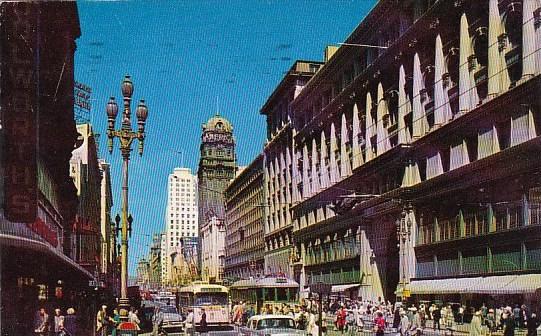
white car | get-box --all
[154,305,184,334]
[239,315,308,336]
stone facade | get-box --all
[70,123,102,274]
[224,154,265,280]
[260,61,324,279]
[198,114,237,283]
[284,0,541,304]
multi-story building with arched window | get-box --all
[262,0,541,305]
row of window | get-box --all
[170,234,197,246]
[169,224,197,230]
[170,205,197,211]
[418,201,541,245]
[417,243,541,278]
[170,213,196,218]
[170,220,197,226]
[170,230,197,237]
[169,207,197,212]
[170,191,196,195]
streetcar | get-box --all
[153,291,176,306]
[230,276,299,314]
[178,282,230,328]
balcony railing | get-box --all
[304,237,359,266]
[308,269,361,285]
[418,203,541,246]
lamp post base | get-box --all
[118,298,131,321]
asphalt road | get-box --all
[139,325,237,336]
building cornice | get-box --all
[260,60,325,115]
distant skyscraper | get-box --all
[162,167,198,284]
[198,113,236,283]
[160,233,167,284]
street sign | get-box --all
[74,81,92,124]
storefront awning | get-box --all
[0,233,94,280]
[408,274,541,295]
[332,284,360,293]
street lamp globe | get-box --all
[136,99,148,125]
[121,75,134,98]
[106,97,119,120]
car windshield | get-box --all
[194,293,228,306]
[160,306,178,314]
[256,318,295,330]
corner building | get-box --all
[0,2,98,334]
[286,0,541,305]
[260,61,324,278]
[224,154,265,280]
[198,114,236,283]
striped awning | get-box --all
[408,274,541,295]
[332,284,360,293]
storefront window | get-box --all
[37,284,48,301]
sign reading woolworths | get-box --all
[2,3,38,222]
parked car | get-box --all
[153,305,184,334]
[239,315,308,335]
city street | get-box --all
[138,325,532,336]
[137,315,535,336]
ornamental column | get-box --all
[459,13,479,114]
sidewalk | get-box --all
[423,320,528,336]
[323,319,531,336]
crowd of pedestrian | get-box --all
[95,304,141,335]
[51,297,536,336]
[422,302,540,336]
[33,306,78,336]
[314,298,540,336]
[228,297,540,336]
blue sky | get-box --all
[75,0,377,275]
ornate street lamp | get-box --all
[106,74,148,317]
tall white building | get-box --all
[162,167,198,285]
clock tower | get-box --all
[197,113,236,282]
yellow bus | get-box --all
[230,277,299,314]
[178,282,230,328]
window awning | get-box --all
[408,274,541,295]
[0,233,94,280]
[0,216,94,280]
[332,284,360,293]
